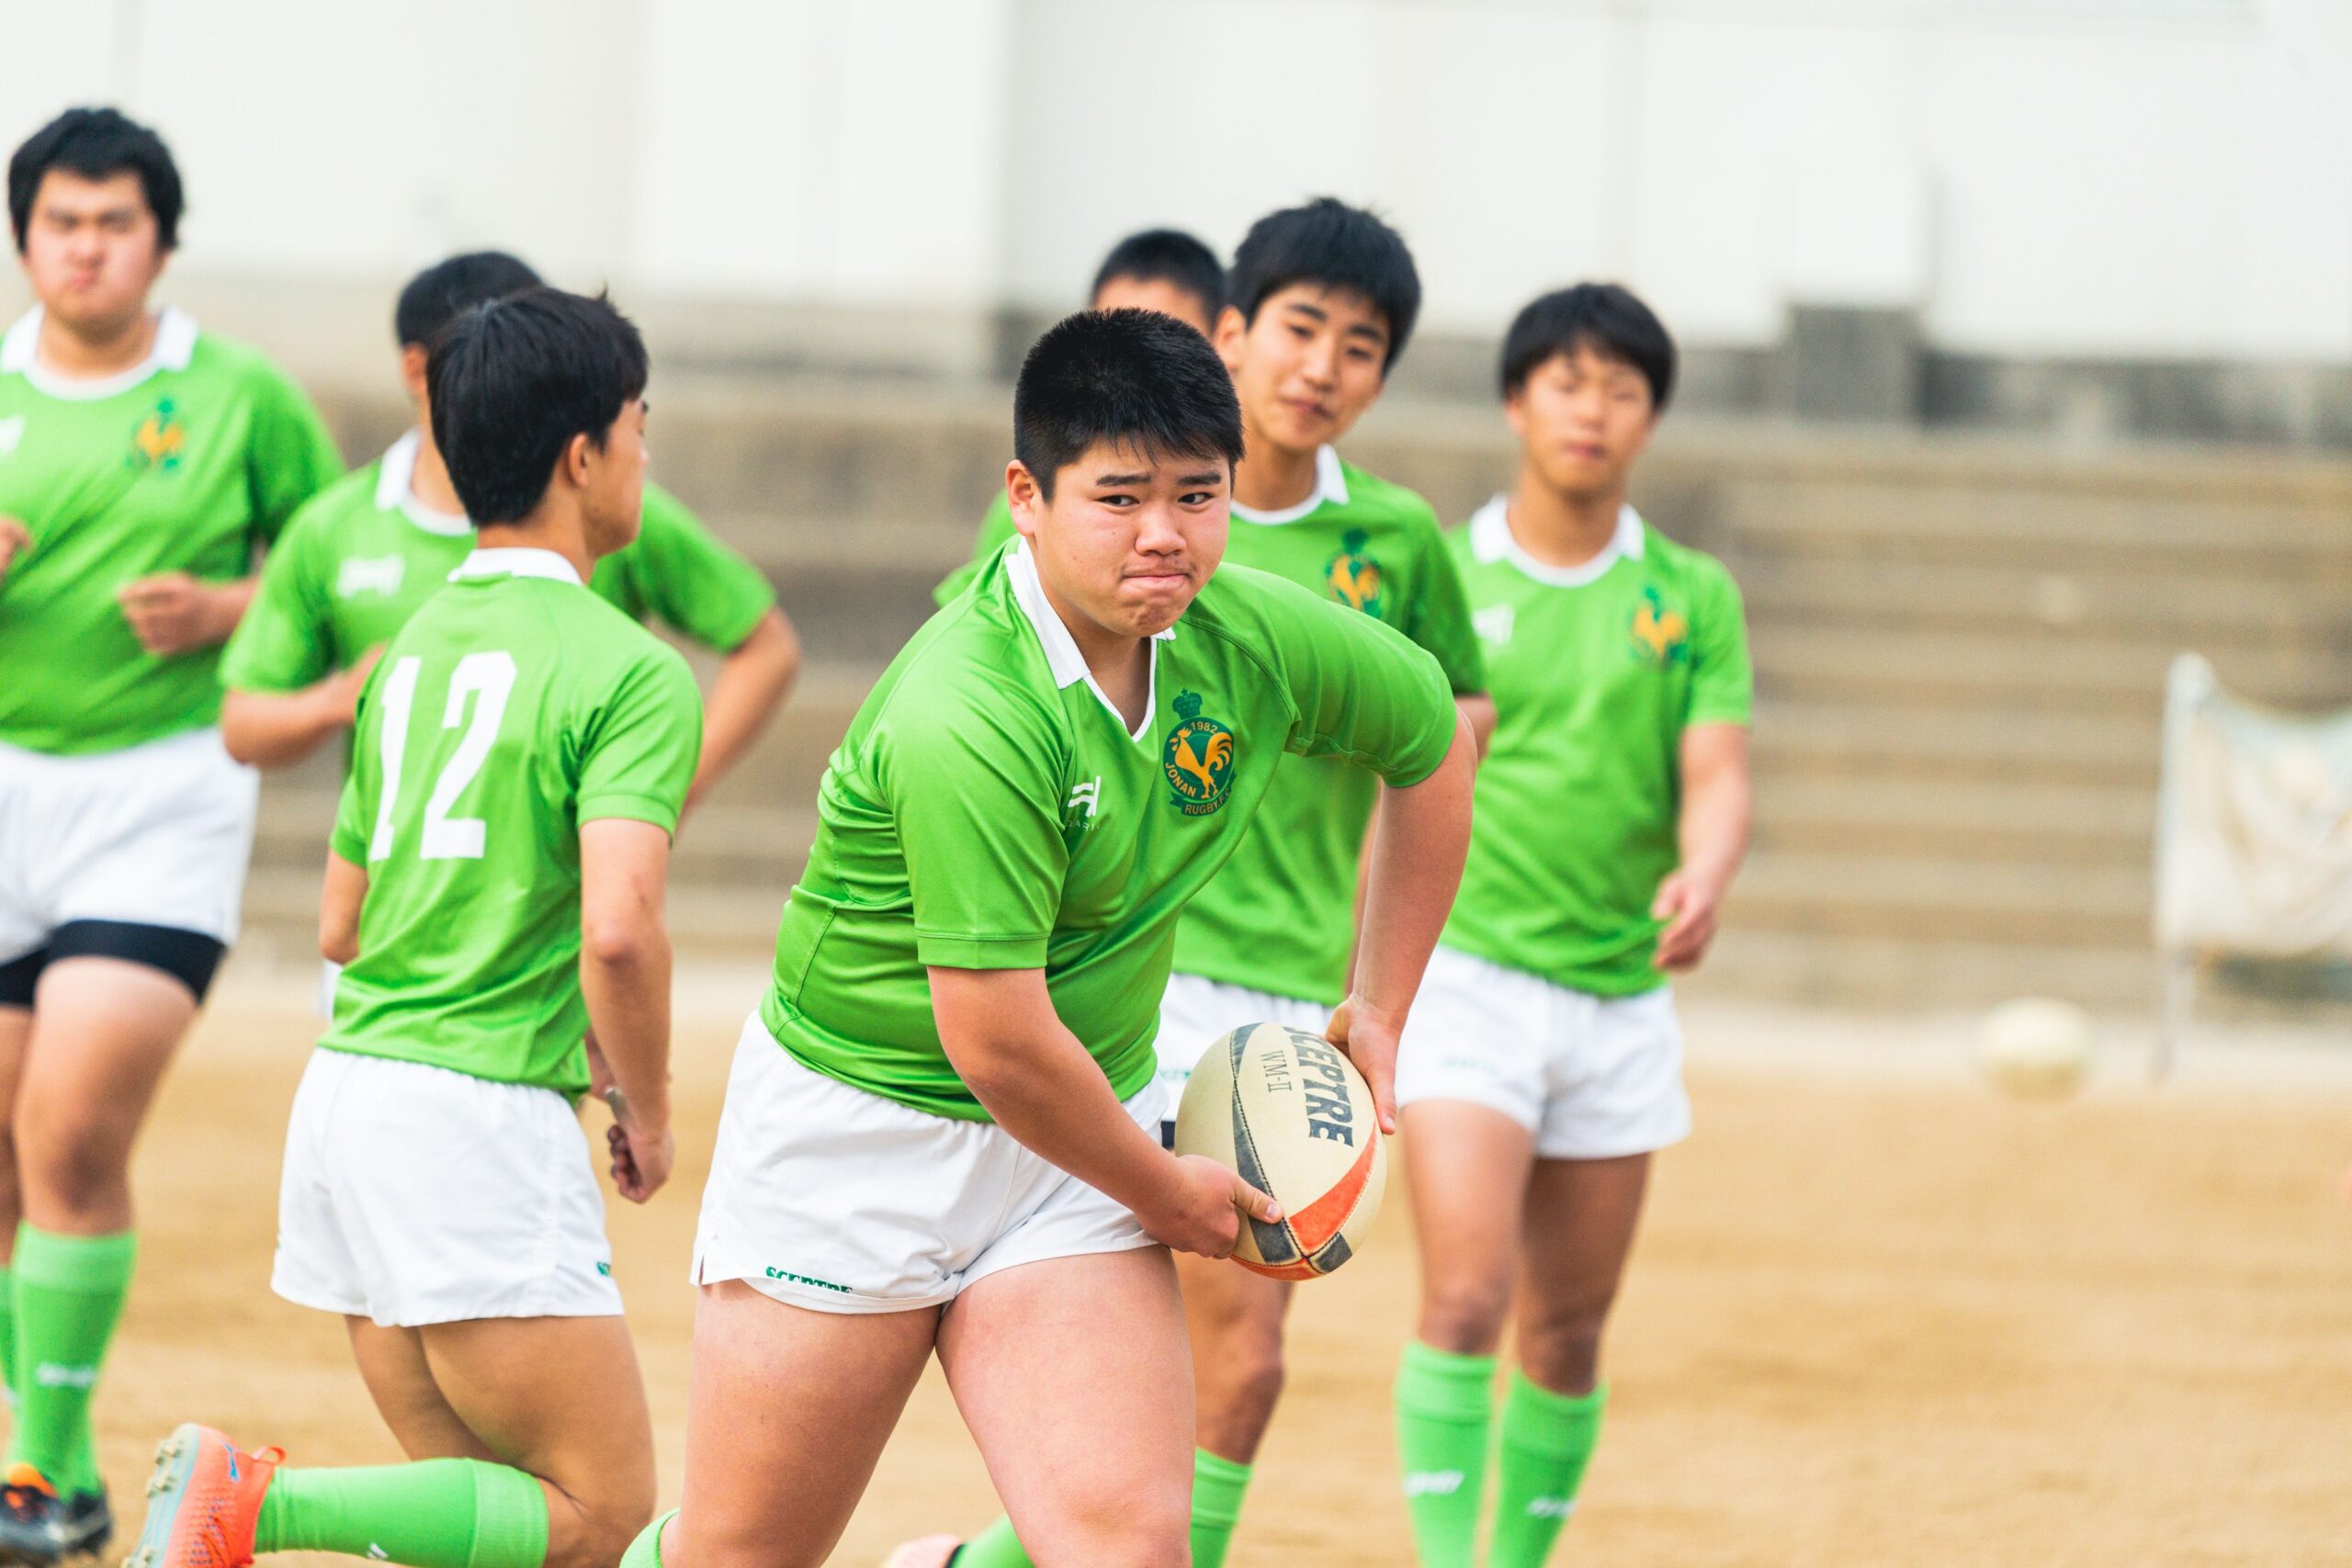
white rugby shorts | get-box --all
[1396,944,1690,1160]
[691,1011,1165,1314]
[273,1048,623,1326]
[0,728,257,961]
[1154,971,1331,1122]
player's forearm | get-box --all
[1456,692,1497,759]
[319,852,367,964]
[1676,756,1752,896]
[201,575,259,647]
[581,928,673,1128]
[686,610,799,812]
[221,685,347,767]
[1350,714,1476,1022]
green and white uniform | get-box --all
[1396,498,1752,1158]
[272,547,701,1327]
[1156,446,1485,1105]
[692,539,1456,1313]
[0,306,340,970]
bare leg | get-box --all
[939,1248,1192,1568]
[345,1319,501,1463]
[1514,1155,1651,1395]
[17,958,197,1235]
[1174,1252,1294,1464]
[665,1281,937,1568]
[1401,1100,1537,1354]
[0,1005,28,1259]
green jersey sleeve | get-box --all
[594,486,775,651]
[1683,561,1754,728]
[1265,577,1457,786]
[220,504,335,692]
[876,671,1069,969]
[243,365,344,542]
[575,647,705,833]
[329,760,368,865]
[1402,525,1487,696]
[932,492,1020,607]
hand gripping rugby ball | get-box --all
[1173,1021,1386,1280]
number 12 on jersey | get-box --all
[368,650,517,863]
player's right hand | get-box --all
[0,516,28,583]
[607,1116,674,1204]
[1140,1154,1282,1259]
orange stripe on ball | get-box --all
[1283,1134,1380,1252]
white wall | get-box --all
[2,0,2345,362]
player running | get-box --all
[934,227,1223,605]
[1391,284,1753,1567]
[127,288,700,1568]
[620,308,1474,1568]
[0,107,340,1562]
[220,250,797,803]
[908,197,1491,1568]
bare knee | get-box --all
[1193,1314,1285,1460]
[1028,1488,1189,1568]
[542,1478,656,1568]
[17,1111,127,1219]
[1419,1270,1514,1357]
[1517,1299,1612,1395]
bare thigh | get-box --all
[1401,1100,1537,1355]
[666,1281,937,1568]
[941,1247,1193,1568]
[1176,1250,1295,1464]
[17,957,197,1232]
[346,1313,655,1568]
[1516,1154,1652,1395]
[0,1006,28,1252]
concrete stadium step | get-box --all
[1680,928,2156,1010]
[1724,850,2150,949]
[1753,700,2160,787]
[1753,776,2154,866]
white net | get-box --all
[2155,653,2352,960]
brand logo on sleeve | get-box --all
[1066,775,1102,826]
[1473,604,1514,647]
[337,555,408,599]
[1628,583,1689,668]
[1325,527,1387,619]
[1162,690,1236,817]
[128,399,185,471]
[0,416,23,457]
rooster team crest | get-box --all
[128,400,186,471]
[1162,690,1236,816]
[1325,528,1386,618]
[1628,583,1689,667]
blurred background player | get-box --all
[635,310,1474,1568]
[0,107,340,1562]
[220,250,797,803]
[909,197,1492,1568]
[933,227,1223,605]
[129,288,700,1568]
[1390,284,1752,1567]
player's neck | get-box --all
[407,424,467,517]
[475,514,594,585]
[1036,574,1153,728]
[1509,471,1625,570]
[1232,423,1320,513]
[36,306,159,381]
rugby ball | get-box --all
[1172,1021,1386,1280]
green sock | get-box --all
[254,1458,549,1568]
[0,1263,16,1405]
[1189,1449,1252,1568]
[954,1515,1032,1567]
[618,1508,673,1568]
[8,1226,135,1494]
[1394,1340,1495,1568]
[1488,1376,1607,1568]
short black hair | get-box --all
[1090,229,1224,321]
[426,288,649,525]
[9,107,184,254]
[1500,283,1677,412]
[396,251,544,348]
[1224,197,1420,372]
[1014,310,1245,502]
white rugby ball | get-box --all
[1976,997,2096,1101]
[1172,1021,1386,1279]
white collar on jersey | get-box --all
[449,547,582,587]
[1230,444,1349,526]
[376,430,472,537]
[0,305,198,400]
[1468,494,1645,588]
[1006,540,1173,743]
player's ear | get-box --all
[1503,388,1530,443]
[1212,305,1249,370]
[1006,460,1045,542]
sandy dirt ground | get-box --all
[78,964,2352,1566]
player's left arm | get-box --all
[688,607,799,814]
[1653,563,1756,972]
[319,851,367,964]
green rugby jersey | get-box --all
[1442,497,1751,996]
[223,430,774,704]
[765,540,1458,1121]
[324,547,702,1094]
[1168,447,1485,1006]
[0,307,341,754]
[933,491,1018,606]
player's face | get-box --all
[1091,276,1216,338]
[1507,344,1657,500]
[579,399,650,558]
[1010,439,1229,640]
[17,171,168,336]
[1214,284,1388,458]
